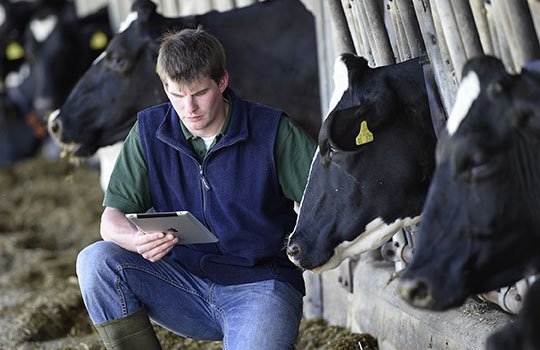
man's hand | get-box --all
[134,229,179,262]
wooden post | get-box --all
[491,0,518,72]
[432,0,467,81]
[431,0,457,91]
[528,0,540,42]
[502,0,540,69]
[326,0,356,54]
[350,0,376,65]
[389,0,412,61]
[395,0,425,58]
[451,0,483,58]
[341,0,363,55]
[362,0,395,65]
[357,0,381,64]
[412,0,456,114]
[485,2,502,59]
[469,0,494,55]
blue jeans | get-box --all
[76,241,303,350]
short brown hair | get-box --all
[157,26,226,86]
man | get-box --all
[76,27,316,350]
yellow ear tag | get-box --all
[355,120,374,146]
[6,42,24,60]
[90,30,108,50]
[156,61,159,74]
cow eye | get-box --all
[328,145,338,157]
[461,152,494,181]
[105,53,129,73]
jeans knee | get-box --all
[76,241,121,286]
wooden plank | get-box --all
[363,0,395,65]
[491,0,518,72]
[432,0,467,81]
[326,0,356,53]
[350,0,376,65]
[469,0,494,55]
[528,0,540,42]
[502,0,540,69]
[451,0,483,58]
[388,0,410,61]
[395,0,425,58]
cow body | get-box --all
[286,53,436,272]
[48,0,321,160]
[398,55,540,310]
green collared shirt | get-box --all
[104,100,317,213]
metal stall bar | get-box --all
[326,0,356,54]
[452,0,483,59]
[502,0,540,70]
[491,0,518,72]
[394,0,425,58]
[528,0,540,41]
[388,0,411,62]
[350,0,376,66]
[432,0,467,81]
[362,0,395,66]
[469,0,494,55]
[412,0,455,121]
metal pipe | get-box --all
[326,0,356,54]
[469,0,494,55]
[432,0,467,81]
[451,0,483,59]
[395,0,425,58]
[362,0,395,65]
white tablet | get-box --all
[125,211,219,245]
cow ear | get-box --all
[131,0,157,21]
[326,103,373,151]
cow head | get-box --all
[286,53,436,272]
[399,55,540,310]
[48,0,169,157]
[24,2,110,119]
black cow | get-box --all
[398,56,540,310]
[486,279,540,350]
[47,0,320,160]
[24,2,111,118]
[286,53,436,272]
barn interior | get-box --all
[1,0,539,349]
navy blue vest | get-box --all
[137,88,304,294]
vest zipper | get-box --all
[199,164,221,254]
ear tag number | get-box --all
[6,42,24,60]
[355,120,374,145]
[90,30,108,50]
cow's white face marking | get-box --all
[327,56,349,117]
[447,71,480,135]
[118,11,138,33]
[0,5,6,27]
[311,216,421,273]
[30,14,58,43]
[93,51,106,65]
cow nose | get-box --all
[397,278,433,308]
[287,243,301,263]
[48,115,62,139]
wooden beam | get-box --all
[362,0,395,65]
[326,0,356,54]
[451,0,483,58]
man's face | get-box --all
[163,73,228,137]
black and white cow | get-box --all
[0,0,39,82]
[398,55,540,310]
[286,53,436,272]
[47,0,320,164]
[24,2,111,118]
[486,279,540,350]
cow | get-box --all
[0,0,39,82]
[47,0,321,179]
[0,65,44,165]
[24,1,111,118]
[286,53,437,272]
[486,279,540,350]
[398,55,540,311]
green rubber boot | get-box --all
[94,306,162,350]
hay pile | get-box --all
[0,153,378,350]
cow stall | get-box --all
[300,1,540,349]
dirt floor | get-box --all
[0,151,378,350]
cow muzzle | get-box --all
[397,277,434,309]
[286,243,301,266]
